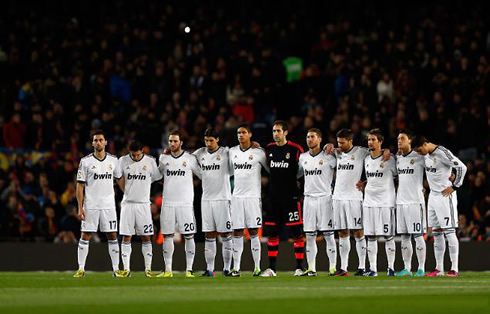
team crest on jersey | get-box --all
[77,171,82,179]
[249,155,253,160]
[319,160,324,165]
[217,155,221,161]
[91,166,96,169]
[410,159,415,165]
[234,155,238,159]
[380,162,384,168]
[351,155,355,160]
[182,161,187,167]
[126,166,130,170]
[143,165,147,171]
[286,152,290,159]
[108,164,113,170]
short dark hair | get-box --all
[169,129,181,140]
[128,140,143,151]
[398,129,414,140]
[367,128,384,142]
[412,135,428,148]
[92,129,105,138]
[307,128,322,138]
[273,120,288,131]
[237,123,251,132]
[336,128,353,140]
[204,128,219,139]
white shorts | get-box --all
[332,199,363,230]
[120,203,154,236]
[202,200,232,233]
[81,208,117,233]
[363,206,395,236]
[230,197,262,229]
[160,205,196,235]
[428,192,458,229]
[396,203,427,234]
[303,195,334,232]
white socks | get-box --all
[77,239,89,271]
[355,236,366,270]
[163,236,174,272]
[222,236,233,271]
[401,235,412,271]
[385,236,395,270]
[324,231,337,270]
[250,234,261,270]
[141,241,153,271]
[433,232,445,272]
[205,237,217,272]
[414,235,426,271]
[445,230,459,272]
[184,236,196,272]
[121,241,132,271]
[108,239,120,272]
[306,232,318,272]
[367,237,378,272]
[339,236,350,271]
[232,235,244,271]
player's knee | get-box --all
[384,236,394,242]
[220,232,232,239]
[323,231,334,237]
[163,234,174,238]
[306,231,317,238]
[81,232,92,241]
[353,230,363,238]
[206,232,218,239]
[233,229,244,236]
[443,228,456,236]
[184,234,194,240]
[249,228,259,236]
[106,232,118,240]
[401,234,411,241]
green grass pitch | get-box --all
[0,272,488,314]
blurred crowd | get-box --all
[0,0,488,242]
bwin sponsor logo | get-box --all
[234,163,252,170]
[202,163,220,171]
[338,163,354,170]
[425,167,437,173]
[366,170,383,178]
[94,173,112,180]
[127,173,147,180]
[270,160,289,168]
[398,167,414,175]
[305,168,322,176]
[166,169,186,176]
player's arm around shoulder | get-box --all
[256,147,270,172]
[189,153,202,179]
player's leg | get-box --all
[303,196,318,275]
[179,206,197,277]
[351,201,366,275]
[414,234,426,276]
[119,204,136,275]
[321,195,337,275]
[75,231,92,277]
[202,200,217,276]
[287,199,305,275]
[333,200,351,276]
[135,204,155,276]
[101,208,120,276]
[445,194,459,276]
[230,197,246,276]
[396,204,412,276]
[204,232,217,276]
[158,205,176,277]
[75,208,98,277]
[217,201,233,275]
[365,236,378,276]
[249,228,261,275]
[246,198,262,275]
[427,193,446,276]
[382,207,396,276]
[264,199,280,274]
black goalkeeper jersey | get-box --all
[266,141,304,200]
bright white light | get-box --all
[184,26,190,33]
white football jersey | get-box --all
[115,154,162,204]
[229,146,267,198]
[332,146,369,201]
[77,153,118,210]
[158,151,201,206]
[424,146,467,193]
[193,146,232,201]
[298,151,336,197]
[396,150,425,205]
[363,154,397,207]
